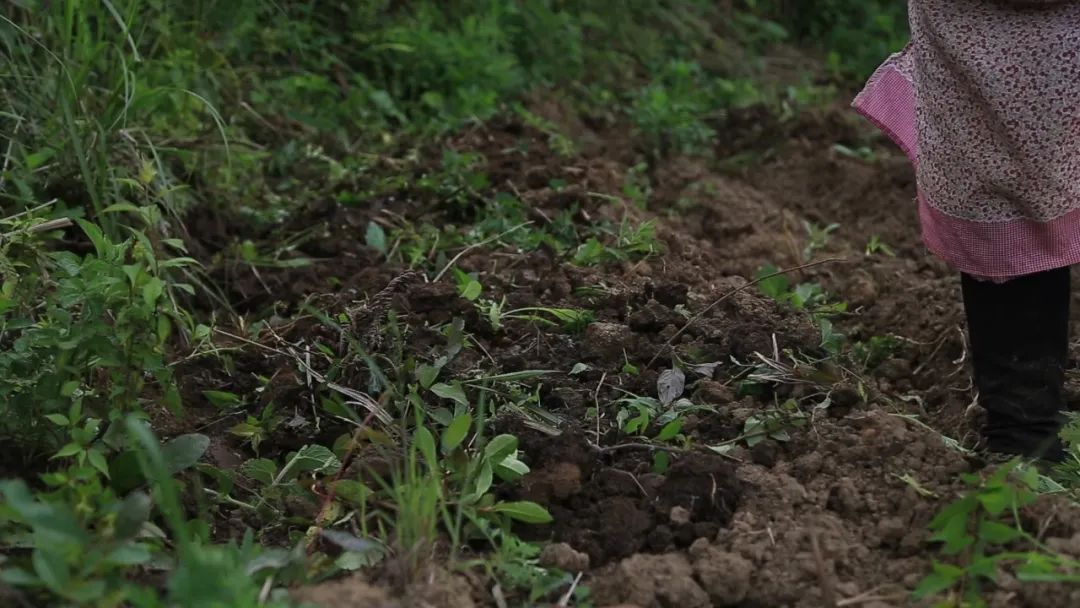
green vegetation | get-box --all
[5,0,1080,607]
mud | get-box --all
[184,95,1080,607]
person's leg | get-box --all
[961,267,1070,460]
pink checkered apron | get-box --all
[853,0,1080,281]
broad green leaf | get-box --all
[0,481,87,547]
[240,458,277,485]
[288,445,342,476]
[109,451,145,494]
[495,455,530,479]
[52,443,82,459]
[0,567,39,586]
[417,364,441,389]
[45,414,70,427]
[115,492,151,540]
[32,548,70,592]
[431,382,469,407]
[143,277,164,307]
[978,520,1022,544]
[442,413,473,452]
[87,449,110,478]
[484,435,518,463]
[76,219,110,258]
[656,419,683,442]
[60,381,81,397]
[912,562,963,599]
[365,222,387,254]
[491,501,554,524]
[161,434,210,475]
[105,544,153,566]
[930,512,974,555]
[976,487,1012,517]
[460,280,482,301]
[333,480,371,507]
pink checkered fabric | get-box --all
[853,2,1080,282]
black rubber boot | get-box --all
[962,268,1071,462]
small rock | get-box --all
[539,542,590,572]
[669,506,692,525]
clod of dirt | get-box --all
[628,301,683,333]
[583,322,640,362]
[688,539,753,606]
[402,567,477,608]
[539,542,590,572]
[519,462,583,503]
[692,379,734,404]
[291,575,397,608]
[657,454,739,524]
[591,553,710,608]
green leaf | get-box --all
[115,492,151,540]
[495,455,530,480]
[53,443,82,459]
[431,382,469,407]
[460,280,482,301]
[976,487,1012,517]
[77,219,110,258]
[32,548,70,592]
[484,435,519,463]
[930,511,974,555]
[417,364,441,389]
[442,413,473,452]
[143,277,165,307]
[240,458,277,485]
[109,451,145,494]
[653,451,671,473]
[333,480,371,507]
[656,419,683,442]
[471,462,494,500]
[491,501,554,524]
[569,362,590,375]
[0,566,39,586]
[105,544,153,566]
[161,434,210,475]
[365,222,387,254]
[288,445,342,476]
[87,449,110,478]
[912,562,963,599]
[413,427,438,467]
[978,520,1022,544]
[203,390,243,408]
[45,414,70,427]
[60,381,81,397]
[0,481,87,547]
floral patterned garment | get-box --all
[853,0,1080,280]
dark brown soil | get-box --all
[176,97,1080,607]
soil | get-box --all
[173,96,1080,607]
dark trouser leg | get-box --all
[961,267,1070,460]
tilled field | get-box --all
[177,102,1080,608]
